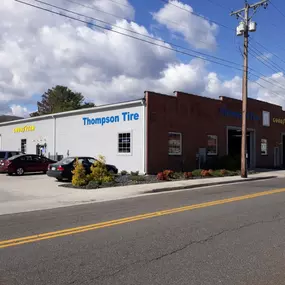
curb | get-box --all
[144,175,278,194]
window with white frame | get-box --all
[207,135,218,155]
[262,111,270,127]
[168,132,182,155]
[21,139,27,154]
[118,133,131,153]
[261,139,268,155]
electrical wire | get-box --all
[158,0,234,31]
[269,0,285,20]
[15,0,285,96]
[252,39,285,66]
[249,45,285,75]
[26,0,245,70]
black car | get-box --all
[47,156,118,181]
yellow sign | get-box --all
[273,118,285,125]
[13,125,36,133]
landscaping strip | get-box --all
[144,175,277,194]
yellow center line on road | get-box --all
[1,187,285,249]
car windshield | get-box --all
[60,157,75,165]
[8,154,23,161]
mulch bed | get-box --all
[58,172,252,190]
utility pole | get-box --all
[230,0,268,178]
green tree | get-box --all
[30,85,95,117]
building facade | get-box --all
[0,91,285,174]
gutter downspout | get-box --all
[142,96,147,174]
[52,115,56,159]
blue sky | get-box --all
[2,0,285,116]
[131,0,285,80]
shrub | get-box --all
[130,171,139,176]
[88,155,114,185]
[72,158,88,186]
[163,170,174,179]
[157,172,167,181]
[120,170,128,176]
[201,170,211,177]
[208,169,214,176]
[192,169,202,177]
[172,172,183,179]
[184,172,193,179]
[220,169,228,176]
[212,170,223,177]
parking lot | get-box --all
[0,173,145,216]
[0,174,103,215]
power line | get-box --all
[204,0,231,11]
[249,45,285,75]
[269,0,285,19]
[158,0,234,31]
[252,39,285,66]
[24,0,245,70]
[15,0,285,94]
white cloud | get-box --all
[0,0,285,117]
[10,105,30,118]
[152,0,218,51]
[256,52,273,61]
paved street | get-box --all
[1,178,285,284]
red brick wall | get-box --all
[146,91,285,174]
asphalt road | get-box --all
[1,178,285,285]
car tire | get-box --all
[7,172,13,176]
[16,168,24,176]
[56,178,63,182]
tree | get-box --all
[30,85,95,117]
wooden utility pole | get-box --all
[230,0,268,178]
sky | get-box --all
[1,0,285,117]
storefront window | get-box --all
[118,133,131,153]
[261,139,268,155]
[168,132,182,155]
[207,135,218,155]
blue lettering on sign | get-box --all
[83,112,140,126]
[219,108,260,121]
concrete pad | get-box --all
[0,171,284,216]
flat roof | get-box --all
[0,98,145,127]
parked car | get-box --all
[0,151,21,173]
[4,154,56,176]
[47,156,118,181]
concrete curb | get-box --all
[144,175,278,194]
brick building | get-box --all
[1,90,284,174]
[146,91,285,174]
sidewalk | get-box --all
[0,170,284,215]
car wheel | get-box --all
[16,168,24,176]
[56,178,63,182]
[7,172,13,176]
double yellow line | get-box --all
[1,188,285,249]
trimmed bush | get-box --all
[72,158,88,186]
[192,169,202,177]
[157,172,167,181]
[120,170,128,176]
[163,170,174,179]
[130,171,139,176]
[184,172,193,179]
[88,155,114,185]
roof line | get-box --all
[0,98,144,126]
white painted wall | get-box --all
[0,101,145,173]
[56,105,144,173]
[0,119,54,155]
